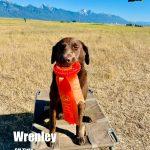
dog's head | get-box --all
[51,37,89,67]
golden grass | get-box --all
[0,18,150,149]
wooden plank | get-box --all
[86,121,114,148]
[85,98,105,122]
[32,89,118,149]
[35,89,96,101]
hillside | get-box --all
[0,0,128,24]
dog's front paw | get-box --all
[46,141,55,148]
[76,136,86,145]
[50,141,55,148]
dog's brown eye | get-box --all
[72,44,79,50]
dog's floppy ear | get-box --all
[51,45,57,64]
[81,42,90,65]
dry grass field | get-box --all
[0,18,150,149]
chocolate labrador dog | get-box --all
[49,37,90,145]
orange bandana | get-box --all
[53,62,84,125]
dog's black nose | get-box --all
[65,58,71,63]
[64,54,72,63]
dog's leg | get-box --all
[49,76,58,147]
[50,100,56,133]
[56,100,63,120]
[45,100,56,148]
[49,74,58,133]
[76,101,86,145]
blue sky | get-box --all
[11,0,150,22]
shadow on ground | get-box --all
[0,113,33,150]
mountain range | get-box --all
[0,0,149,25]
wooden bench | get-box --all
[31,89,119,150]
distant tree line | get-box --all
[126,23,143,27]
[60,20,77,23]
